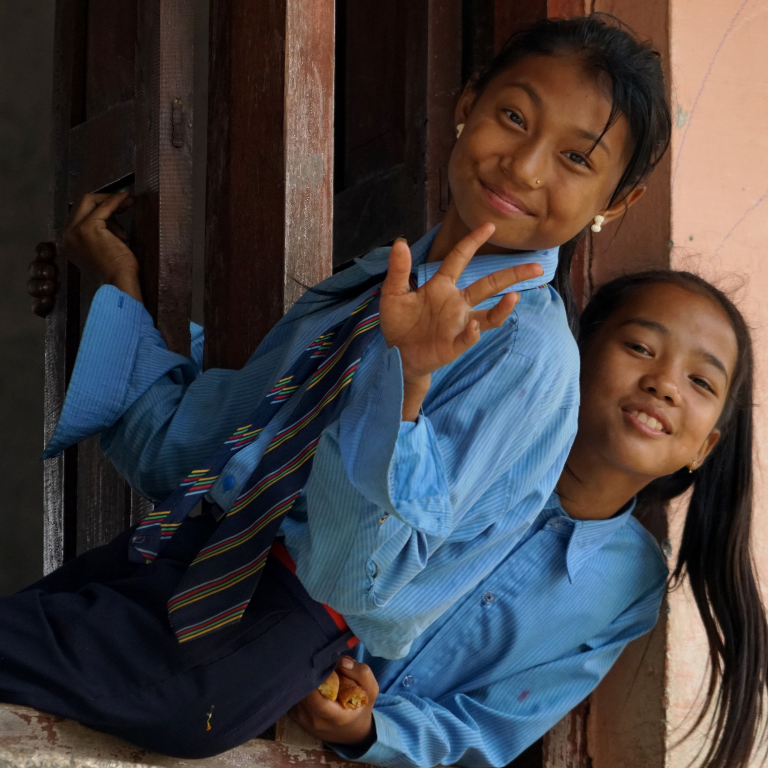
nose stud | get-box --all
[535,179,541,185]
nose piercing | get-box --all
[456,123,465,139]
[591,214,605,233]
[536,179,541,185]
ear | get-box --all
[454,76,479,129]
[692,428,721,469]
[600,185,646,226]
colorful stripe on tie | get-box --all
[190,492,300,565]
[227,438,320,516]
[174,600,252,643]
[265,362,359,454]
[168,549,270,615]
[224,424,263,450]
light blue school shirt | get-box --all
[336,494,668,768]
[44,227,580,660]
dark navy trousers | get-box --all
[0,516,352,758]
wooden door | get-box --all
[44,0,194,571]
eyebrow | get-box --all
[620,317,729,383]
[505,82,610,156]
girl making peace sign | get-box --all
[4,14,671,758]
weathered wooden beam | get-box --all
[0,703,365,768]
[67,99,136,203]
[134,0,194,358]
[205,0,335,370]
[44,0,87,573]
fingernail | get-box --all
[394,237,407,245]
[341,657,354,670]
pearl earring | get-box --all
[688,462,697,473]
[591,214,605,233]
[456,123,465,139]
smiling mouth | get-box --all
[480,181,533,217]
[624,408,670,436]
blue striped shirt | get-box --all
[44,226,580,660]
[337,495,668,767]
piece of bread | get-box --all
[337,674,369,710]
[318,670,340,701]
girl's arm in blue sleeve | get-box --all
[332,584,665,768]
[43,286,278,501]
[297,325,579,617]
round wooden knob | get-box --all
[28,242,59,317]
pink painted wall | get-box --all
[667,0,768,765]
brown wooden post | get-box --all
[44,0,194,567]
[45,0,87,572]
[204,0,335,371]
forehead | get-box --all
[605,283,738,376]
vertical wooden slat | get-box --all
[44,0,87,573]
[135,0,194,357]
[283,0,335,308]
[542,700,590,768]
[425,0,463,229]
[204,0,334,369]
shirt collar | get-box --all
[355,224,560,294]
[542,492,638,583]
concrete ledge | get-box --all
[0,704,361,768]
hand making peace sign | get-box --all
[380,223,543,385]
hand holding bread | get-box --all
[318,669,369,709]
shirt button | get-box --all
[402,675,415,688]
[222,476,235,491]
[482,591,495,604]
[378,513,389,525]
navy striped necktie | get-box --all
[129,289,382,643]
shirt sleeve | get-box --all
[332,582,666,768]
[42,286,276,501]
[295,322,578,623]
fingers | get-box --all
[89,190,133,222]
[435,223,495,284]
[69,191,133,229]
[470,292,519,332]
[337,657,380,700]
[462,261,542,308]
[381,238,413,298]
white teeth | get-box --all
[630,410,665,432]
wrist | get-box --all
[106,268,143,304]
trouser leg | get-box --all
[0,518,349,758]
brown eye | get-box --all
[564,151,588,167]
[504,110,525,129]
[626,342,651,356]
[691,376,714,393]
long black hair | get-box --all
[579,270,765,768]
[474,14,672,333]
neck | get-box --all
[556,440,651,520]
